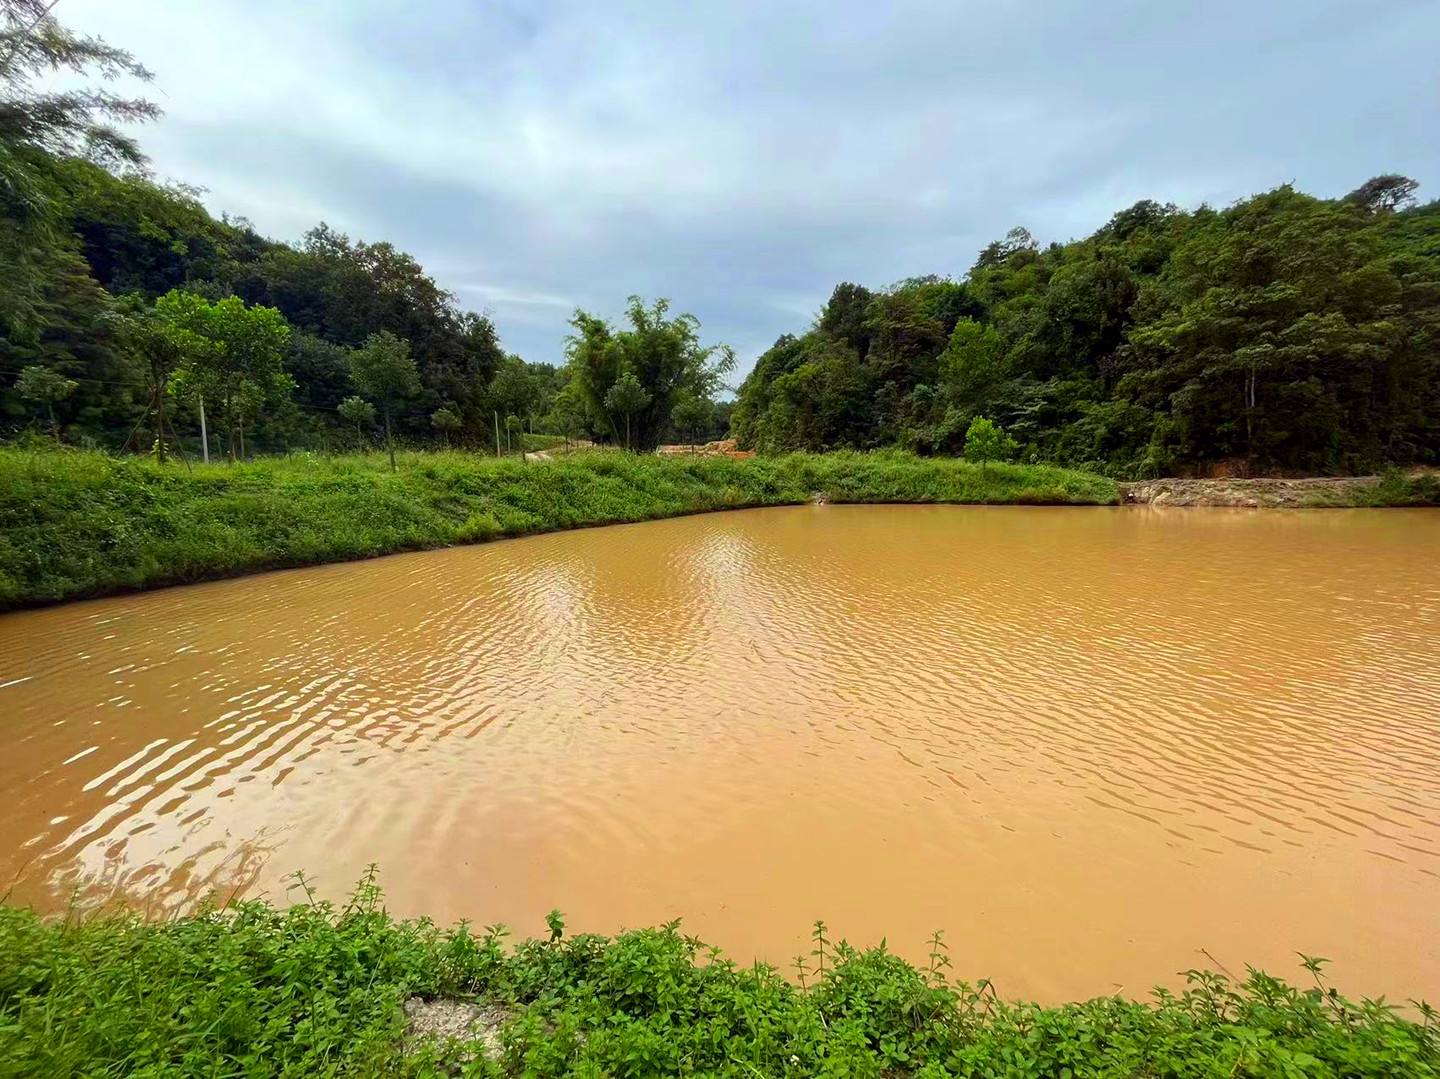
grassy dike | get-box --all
[0,447,1118,609]
[1,883,1434,1078]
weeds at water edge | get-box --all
[0,872,1435,1077]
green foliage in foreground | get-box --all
[0,879,1434,1078]
[0,447,1117,608]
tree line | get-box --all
[10,0,1434,475]
[734,178,1440,475]
[0,1,732,459]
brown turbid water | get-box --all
[2,505,1437,1002]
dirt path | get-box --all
[1120,476,1381,507]
[524,439,593,463]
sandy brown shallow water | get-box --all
[2,505,1438,1003]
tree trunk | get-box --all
[155,384,167,465]
[385,405,395,472]
[160,409,190,473]
[47,401,57,441]
[494,411,501,458]
[1245,368,1257,455]
[625,413,631,452]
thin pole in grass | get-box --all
[494,410,502,458]
[198,395,209,464]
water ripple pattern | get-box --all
[1,505,1437,1002]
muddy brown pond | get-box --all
[3,505,1438,1002]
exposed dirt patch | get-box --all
[657,439,755,458]
[403,996,513,1062]
[1120,476,1380,508]
[525,439,594,462]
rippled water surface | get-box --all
[3,505,1439,1001]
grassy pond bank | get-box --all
[0,447,1117,609]
[6,446,1438,611]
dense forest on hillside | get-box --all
[734,183,1440,476]
[4,2,1437,474]
[0,2,731,457]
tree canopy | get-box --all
[0,0,159,339]
[733,180,1440,475]
[350,330,420,469]
[566,296,733,452]
[0,0,553,457]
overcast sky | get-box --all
[64,0,1440,377]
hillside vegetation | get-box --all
[0,6,733,460]
[3,4,1437,478]
[733,181,1440,477]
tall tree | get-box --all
[487,354,545,431]
[938,319,1006,411]
[818,283,874,359]
[350,330,419,470]
[109,290,211,463]
[603,369,651,451]
[566,297,733,451]
[545,378,592,448]
[1345,175,1420,215]
[172,295,291,461]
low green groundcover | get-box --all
[0,872,1434,1077]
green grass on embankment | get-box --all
[0,447,1117,609]
[0,882,1433,1077]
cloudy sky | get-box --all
[64,0,1440,377]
